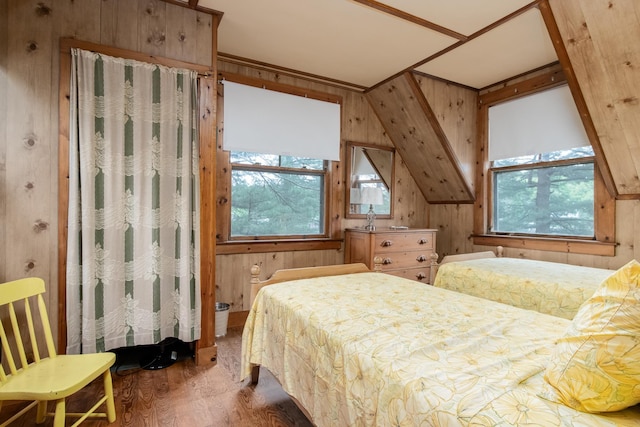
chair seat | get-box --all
[0,353,115,401]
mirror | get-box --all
[346,142,395,219]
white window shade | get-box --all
[488,85,589,161]
[352,148,376,176]
[222,81,341,161]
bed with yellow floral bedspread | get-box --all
[241,271,639,426]
[433,257,614,319]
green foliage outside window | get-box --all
[492,147,595,237]
[230,152,326,237]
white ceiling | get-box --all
[197,0,558,90]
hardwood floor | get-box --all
[0,326,314,427]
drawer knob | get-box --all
[416,272,427,280]
[382,257,393,265]
[416,255,427,262]
[380,240,393,247]
[418,238,429,245]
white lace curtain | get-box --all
[67,48,201,354]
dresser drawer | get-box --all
[377,250,432,270]
[374,232,434,253]
[344,228,437,284]
[386,267,430,283]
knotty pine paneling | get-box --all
[549,0,640,196]
[195,12,214,67]
[367,73,474,203]
[6,0,56,300]
[413,76,477,261]
[100,0,140,51]
[430,204,474,261]
[2,0,213,345]
[0,0,7,281]
[413,75,477,191]
[138,0,168,58]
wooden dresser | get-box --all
[344,228,437,283]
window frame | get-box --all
[215,73,343,254]
[228,158,330,241]
[488,155,596,239]
[474,72,616,256]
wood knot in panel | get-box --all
[35,2,52,17]
[26,41,39,53]
[147,30,166,46]
[145,1,158,16]
[25,260,36,271]
[33,220,49,233]
[23,134,37,148]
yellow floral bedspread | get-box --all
[241,272,639,426]
[433,258,614,319]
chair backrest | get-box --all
[0,278,57,384]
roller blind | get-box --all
[222,81,341,161]
[352,148,376,176]
[488,85,589,161]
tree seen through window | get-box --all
[230,151,326,237]
[492,147,595,237]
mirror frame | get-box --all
[345,141,395,219]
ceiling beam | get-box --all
[413,0,544,72]
[352,0,467,41]
[218,52,368,92]
[367,0,543,92]
[159,0,223,17]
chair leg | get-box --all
[53,399,65,427]
[103,369,116,423]
[36,401,47,423]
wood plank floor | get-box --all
[0,326,314,427]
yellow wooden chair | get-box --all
[0,278,116,426]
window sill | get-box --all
[472,234,616,257]
[216,238,343,255]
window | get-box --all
[490,147,595,237]
[230,152,327,238]
[475,73,615,255]
[217,75,343,247]
[486,83,600,240]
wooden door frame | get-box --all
[58,36,218,365]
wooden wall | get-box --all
[471,199,639,270]
[0,0,7,284]
[0,0,213,342]
[549,0,640,197]
[4,0,639,327]
[428,61,640,270]
[416,75,477,260]
[214,60,434,313]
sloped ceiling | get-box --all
[548,0,640,197]
[197,0,557,90]
[366,73,475,203]
[177,0,640,200]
